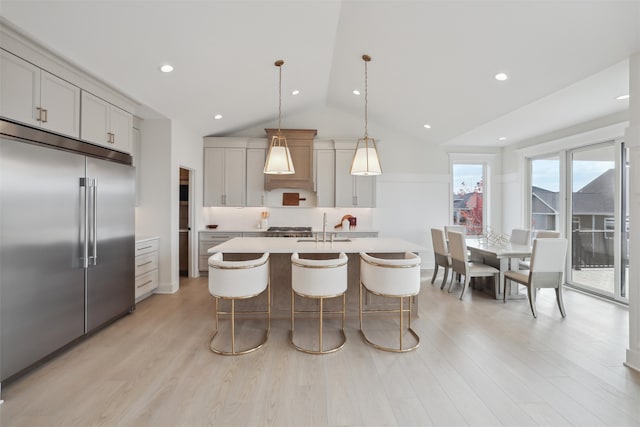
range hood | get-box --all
[264,128,316,191]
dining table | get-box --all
[465,238,532,299]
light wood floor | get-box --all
[2,272,639,427]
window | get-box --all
[529,156,560,232]
[452,163,485,236]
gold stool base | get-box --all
[359,327,419,353]
[210,328,270,356]
[359,283,420,353]
[209,285,271,356]
[290,290,347,354]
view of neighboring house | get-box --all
[452,179,484,235]
[532,168,622,268]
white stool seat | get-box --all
[292,254,348,297]
[359,252,421,352]
[208,252,270,355]
[291,252,348,354]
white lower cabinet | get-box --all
[135,237,159,301]
[199,232,242,273]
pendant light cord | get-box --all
[363,55,370,139]
[277,60,283,138]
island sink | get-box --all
[296,238,352,243]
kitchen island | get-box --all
[207,236,424,254]
[207,237,425,318]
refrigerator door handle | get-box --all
[80,177,89,268]
[93,180,98,265]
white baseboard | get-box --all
[625,348,640,373]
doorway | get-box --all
[179,167,191,277]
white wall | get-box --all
[135,119,174,292]
[172,121,206,280]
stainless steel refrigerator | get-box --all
[0,119,135,382]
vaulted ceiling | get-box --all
[2,1,638,147]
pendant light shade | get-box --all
[264,137,295,174]
[264,60,295,175]
[350,138,382,175]
[350,54,382,176]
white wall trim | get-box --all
[516,122,627,158]
[625,350,640,373]
[156,281,179,294]
[377,173,449,184]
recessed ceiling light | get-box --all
[423,124,431,129]
[494,72,508,81]
[214,114,222,120]
[160,64,174,73]
[616,94,630,100]
[291,90,300,95]
[353,89,361,95]
[498,136,507,141]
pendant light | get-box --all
[350,54,382,176]
[264,60,295,175]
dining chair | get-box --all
[430,228,451,290]
[534,230,560,238]
[509,228,531,245]
[447,231,499,300]
[504,238,568,318]
[519,230,560,269]
[444,225,465,240]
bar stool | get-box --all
[290,252,348,354]
[359,252,421,352]
[208,252,270,355]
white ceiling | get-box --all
[1,1,638,147]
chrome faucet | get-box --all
[322,212,327,242]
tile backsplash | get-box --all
[203,206,374,231]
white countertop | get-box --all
[200,228,378,234]
[206,237,424,254]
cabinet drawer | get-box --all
[199,232,241,242]
[200,242,223,255]
[135,269,158,299]
[135,239,158,256]
[135,252,158,276]
[199,255,210,272]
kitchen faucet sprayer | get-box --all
[322,212,327,242]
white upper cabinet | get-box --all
[81,91,132,153]
[1,50,80,137]
[246,147,266,206]
[315,149,335,207]
[203,147,246,207]
[335,149,376,208]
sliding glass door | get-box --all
[569,143,616,297]
[527,141,628,303]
